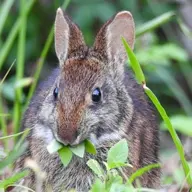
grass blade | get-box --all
[144,86,192,185]
[0,60,15,150]
[123,39,192,185]
[128,164,160,184]
[122,38,145,84]
[0,95,8,150]
[0,0,36,70]
[0,170,29,189]
[0,60,15,87]
[136,11,175,37]
[0,128,30,140]
[0,0,15,37]
[13,0,28,134]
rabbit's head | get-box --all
[38,8,135,146]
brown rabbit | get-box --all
[15,8,160,191]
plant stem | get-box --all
[13,0,27,134]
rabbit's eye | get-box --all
[53,87,59,99]
[92,88,101,103]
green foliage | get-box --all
[128,164,160,184]
[85,139,97,155]
[47,139,63,154]
[47,139,96,166]
[122,39,192,185]
[0,170,29,189]
[107,139,129,169]
[136,11,175,37]
[1,0,192,191]
[136,43,188,66]
[88,139,158,192]
[87,159,104,179]
[122,38,145,84]
[0,0,15,37]
[58,147,73,167]
[70,142,85,158]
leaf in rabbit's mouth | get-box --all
[47,139,96,167]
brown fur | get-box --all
[14,8,160,191]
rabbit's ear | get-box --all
[55,8,86,65]
[93,11,135,65]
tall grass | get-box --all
[13,0,28,134]
[122,38,192,186]
[0,0,36,70]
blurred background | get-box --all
[0,0,192,189]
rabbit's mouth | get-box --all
[54,131,88,146]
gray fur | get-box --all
[14,9,160,192]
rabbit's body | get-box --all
[16,9,160,191]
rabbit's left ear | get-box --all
[55,8,86,65]
[93,11,135,65]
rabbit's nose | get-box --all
[58,129,78,145]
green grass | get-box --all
[122,37,192,186]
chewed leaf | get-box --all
[85,140,96,155]
[70,142,85,158]
[47,139,63,154]
[58,146,73,167]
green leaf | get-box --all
[47,139,63,154]
[107,139,128,169]
[58,146,73,167]
[122,38,145,84]
[70,142,85,158]
[161,115,192,136]
[90,179,105,192]
[0,170,29,188]
[87,159,104,178]
[128,163,160,184]
[85,140,97,155]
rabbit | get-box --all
[15,8,160,192]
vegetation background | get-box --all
[0,0,192,191]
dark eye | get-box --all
[92,88,101,103]
[53,87,59,99]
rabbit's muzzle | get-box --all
[57,102,85,145]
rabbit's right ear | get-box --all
[55,8,86,65]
